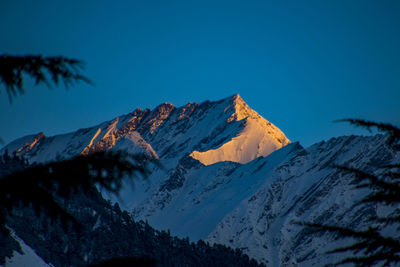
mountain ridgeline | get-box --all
[5,94,289,165]
[2,94,399,266]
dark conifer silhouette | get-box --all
[0,54,92,102]
[4,176,264,266]
[0,54,92,144]
[0,151,150,237]
[90,257,157,267]
[298,119,400,266]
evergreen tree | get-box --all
[0,151,150,236]
[4,176,264,266]
[0,54,92,102]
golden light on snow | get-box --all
[190,95,290,165]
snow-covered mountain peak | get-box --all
[4,132,45,157]
[5,95,398,267]
[225,93,260,122]
[190,95,290,165]
[2,94,290,166]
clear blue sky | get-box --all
[1,0,399,147]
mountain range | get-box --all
[2,94,399,266]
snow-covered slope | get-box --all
[3,94,398,266]
[131,143,301,241]
[207,135,400,266]
[5,231,51,267]
[112,132,158,159]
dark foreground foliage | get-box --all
[90,257,157,267]
[0,151,149,237]
[298,119,400,266]
[0,54,92,102]
[0,153,262,267]
[3,182,263,267]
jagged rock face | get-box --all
[3,94,289,165]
